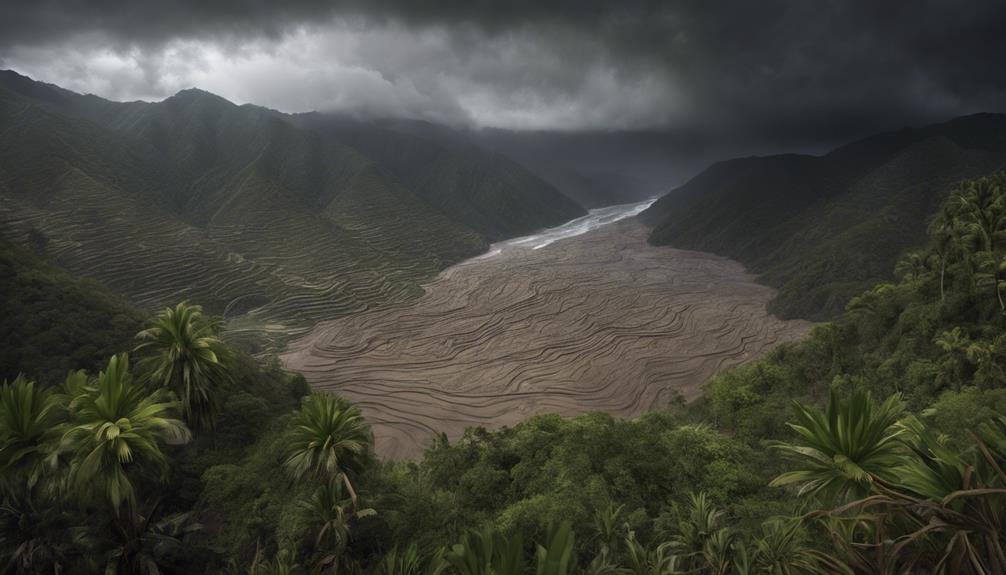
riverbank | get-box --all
[281,214,812,459]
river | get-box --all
[476,198,658,258]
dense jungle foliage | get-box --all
[3,173,1006,573]
[0,240,143,384]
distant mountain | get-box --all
[0,70,585,348]
[294,115,585,239]
[639,113,1006,319]
[463,127,667,208]
[332,119,667,208]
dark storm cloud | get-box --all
[1,0,1004,144]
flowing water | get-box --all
[475,197,658,259]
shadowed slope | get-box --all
[0,239,144,384]
[0,71,584,348]
[640,113,1006,319]
[296,114,587,240]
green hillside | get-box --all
[0,239,143,385]
[4,169,1006,573]
[639,114,1006,319]
[299,115,587,240]
[0,71,584,349]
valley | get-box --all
[0,71,583,353]
[281,201,812,458]
[4,5,1006,571]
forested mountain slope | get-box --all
[0,239,143,384]
[465,127,664,209]
[0,71,584,348]
[374,120,662,209]
[297,115,586,239]
[639,113,1006,319]
[5,168,1006,573]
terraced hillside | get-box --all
[0,71,584,348]
[639,113,1006,320]
[282,217,811,459]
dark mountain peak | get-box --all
[238,102,283,116]
[939,111,1006,124]
[0,69,77,106]
[0,68,30,84]
[167,87,234,107]
[700,152,815,176]
[822,125,920,171]
[923,112,1006,152]
[822,112,1006,168]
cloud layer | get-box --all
[1,1,1004,142]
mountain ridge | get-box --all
[0,70,585,350]
[639,112,1006,319]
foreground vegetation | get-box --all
[3,173,1006,573]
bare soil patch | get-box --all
[281,219,811,459]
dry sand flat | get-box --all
[281,215,812,460]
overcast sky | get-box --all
[1,1,1004,149]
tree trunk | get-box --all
[997,269,1005,314]
[875,513,887,574]
[988,534,1006,575]
[342,473,359,510]
[940,258,946,301]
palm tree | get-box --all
[844,284,897,341]
[894,251,927,283]
[666,492,733,574]
[0,374,80,573]
[775,391,1006,572]
[284,393,372,507]
[956,176,1006,254]
[952,176,1006,312]
[97,507,202,575]
[0,488,73,574]
[583,552,625,575]
[770,389,906,502]
[536,522,576,575]
[591,501,626,560]
[622,533,678,575]
[58,354,190,514]
[965,334,1006,389]
[135,302,231,432]
[934,327,972,389]
[0,375,71,573]
[883,415,1006,572]
[299,476,376,573]
[974,253,1006,315]
[929,201,963,300]
[445,527,524,575]
[0,375,62,490]
[247,546,301,575]
[748,518,850,575]
[374,542,447,575]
